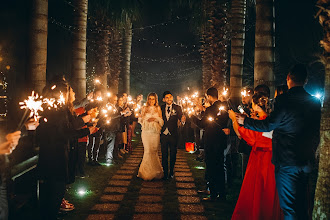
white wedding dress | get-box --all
[137,106,164,180]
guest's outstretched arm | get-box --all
[244,99,285,132]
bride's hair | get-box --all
[146,92,159,107]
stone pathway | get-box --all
[86,145,207,220]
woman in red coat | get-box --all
[229,92,282,220]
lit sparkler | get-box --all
[222,87,229,96]
[95,79,101,84]
[17,91,44,130]
[241,89,251,97]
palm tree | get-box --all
[108,30,122,94]
[254,0,275,95]
[209,1,229,90]
[28,0,48,93]
[71,0,88,100]
[198,0,229,91]
[122,18,132,94]
[313,1,330,219]
[229,0,246,104]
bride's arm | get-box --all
[156,106,164,127]
[138,106,146,124]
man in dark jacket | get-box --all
[191,87,229,201]
[160,91,183,179]
[237,64,321,220]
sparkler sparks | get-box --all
[19,91,44,121]
[222,88,228,96]
[241,89,251,97]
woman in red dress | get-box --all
[229,92,282,220]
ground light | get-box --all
[194,166,205,170]
[76,187,91,197]
[99,162,113,167]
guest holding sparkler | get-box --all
[191,87,229,201]
[116,96,131,158]
[36,77,97,219]
[0,131,21,220]
[102,94,121,165]
[237,88,253,178]
[236,64,321,219]
[229,92,282,220]
[86,87,104,166]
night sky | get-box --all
[0,0,325,102]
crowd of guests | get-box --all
[179,64,320,220]
[0,63,322,220]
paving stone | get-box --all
[100,194,124,202]
[175,165,190,169]
[177,189,198,196]
[175,172,193,177]
[120,166,138,170]
[133,214,162,220]
[91,203,120,212]
[142,181,163,188]
[125,159,141,163]
[104,187,128,194]
[176,182,196,189]
[175,177,195,182]
[140,188,164,195]
[178,196,200,203]
[138,195,162,203]
[175,168,191,172]
[175,163,189,166]
[135,203,163,213]
[179,204,205,213]
[112,175,132,180]
[116,169,135,174]
[86,214,115,220]
[180,215,207,220]
[108,180,130,186]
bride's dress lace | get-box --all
[137,106,164,180]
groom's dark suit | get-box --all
[160,103,183,178]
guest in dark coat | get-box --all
[36,77,95,220]
[236,64,321,220]
[191,87,229,201]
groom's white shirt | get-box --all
[163,104,172,135]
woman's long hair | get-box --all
[146,92,159,107]
[252,92,270,114]
[42,76,74,114]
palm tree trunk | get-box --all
[28,0,48,94]
[108,30,122,94]
[95,26,110,89]
[201,0,229,91]
[210,1,229,91]
[71,0,88,101]
[313,2,330,219]
[210,1,228,91]
[230,0,246,105]
[254,0,275,95]
[122,19,132,94]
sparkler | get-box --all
[17,91,44,130]
[217,105,227,116]
[241,89,251,97]
[222,87,228,96]
[95,79,101,84]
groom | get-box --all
[161,91,183,180]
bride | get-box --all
[137,93,164,180]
